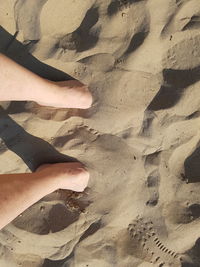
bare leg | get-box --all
[0,162,89,230]
[0,53,92,109]
[0,54,91,230]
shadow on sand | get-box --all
[0,26,77,171]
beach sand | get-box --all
[0,0,200,266]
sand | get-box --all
[0,0,200,266]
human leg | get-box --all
[0,53,92,108]
[0,162,89,230]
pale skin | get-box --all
[0,53,92,230]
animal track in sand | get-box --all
[128,217,183,266]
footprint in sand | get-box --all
[128,217,185,266]
[58,6,100,53]
[6,84,95,121]
[14,0,47,42]
[144,152,161,207]
[145,170,160,207]
[12,201,81,235]
[24,101,89,121]
[163,201,200,225]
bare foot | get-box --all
[0,54,92,109]
[36,80,93,109]
[37,162,90,192]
